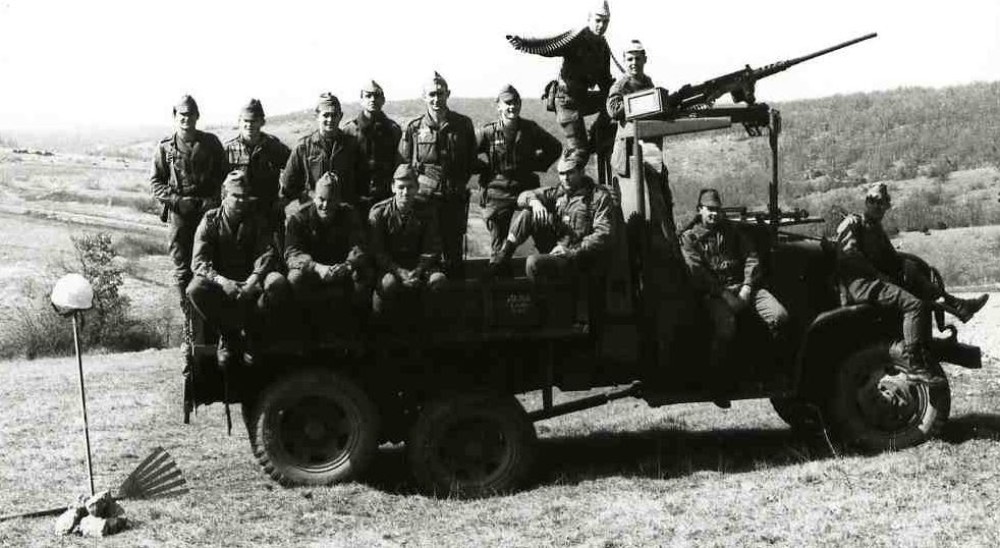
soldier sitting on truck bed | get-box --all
[680,189,789,386]
[368,164,447,316]
[488,149,614,281]
[285,172,373,338]
[186,171,289,369]
[835,182,988,384]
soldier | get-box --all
[507,1,614,158]
[835,183,988,384]
[186,171,288,369]
[477,84,563,258]
[223,99,291,230]
[680,189,790,386]
[149,95,227,351]
[399,72,478,277]
[342,80,403,217]
[285,172,372,336]
[607,40,655,179]
[489,149,614,281]
[369,165,446,314]
[281,92,369,211]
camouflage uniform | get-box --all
[281,130,369,207]
[342,111,402,212]
[476,117,562,255]
[224,132,291,226]
[400,110,478,275]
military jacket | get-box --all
[192,207,276,282]
[680,220,761,296]
[607,74,655,177]
[281,130,369,205]
[342,112,403,201]
[517,177,614,261]
[476,118,562,198]
[149,130,227,207]
[284,202,367,273]
[835,213,902,280]
[224,133,291,205]
[400,110,478,197]
[537,27,612,96]
[368,198,442,272]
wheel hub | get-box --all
[856,368,921,431]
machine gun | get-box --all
[625,33,877,121]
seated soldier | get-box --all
[680,189,789,387]
[369,165,447,315]
[285,172,373,337]
[488,149,614,281]
[186,170,289,368]
[835,182,988,384]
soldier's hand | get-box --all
[738,284,752,304]
[721,289,746,312]
[316,264,334,282]
[330,263,351,280]
[218,277,240,298]
[550,244,567,257]
[401,269,422,289]
[421,164,443,182]
[530,199,549,225]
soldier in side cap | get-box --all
[186,170,290,369]
[488,149,614,281]
[342,80,403,219]
[607,40,656,178]
[368,164,447,315]
[477,84,563,259]
[281,92,369,212]
[399,72,479,278]
[835,182,988,384]
[224,99,291,231]
[285,172,372,339]
[507,1,614,159]
[681,189,789,402]
[149,94,228,356]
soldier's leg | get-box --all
[752,288,790,338]
[901,257,988,322]
[373,271,403,316]
[488,202,516,257]
[555,90,588,155]
[703,295,737,373]
[439,197,468,278]
[525,254,571,282]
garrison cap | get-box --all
[497,84,521,103]
[590,0,610,17]
[557,149,589,173]
[360,80,384,97]
[240,98,265,120]
[315,171,343,193]
[173,95,199,116]
[316,92,342,112]
[393,164,418,183]
[223,170,253,197]
[697,188,723,209]
[865,182,892,207]
[423,71,449,93]
[624,39,645,56]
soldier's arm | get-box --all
[191,215,219,281]
[606,79,628,121]
[516,185,557,209]
[835,215,886,279]
[149,145,177,207]
[534,124,563,171]
[680,231,724,296]
[418,206,443,274]
[207,134,227,203]
[352,138,371,203]
[398,123,415,168]
[273,138,292,170]
[737,227,761,289]
[247,222,277,286]
[345,208,369,264]
[572,190,614,260]
[280,144,305,202]
[283,214,316,273]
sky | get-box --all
[0,0,998,131]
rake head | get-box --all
[116,447,189,500]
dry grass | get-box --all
[2,298,1000,546]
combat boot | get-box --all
[483,241,516,280]
[898,345,947,386]
[217,331,241,372]
[949,294,989,323]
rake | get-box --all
[0,447,189,522]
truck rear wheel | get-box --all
[251,369,379,486]
[407,393,536,497]
[828,343,950,452]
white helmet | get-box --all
[51,273,94,312]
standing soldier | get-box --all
[399,72,478,277]
[477,84,562,260]
[342,81,402,218]
[281,92,369,211]
[224,99,291,231]
[149,95,227,353]
[507,1,614,159]
[607,40,655,180]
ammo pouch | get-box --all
[542,80,559,113]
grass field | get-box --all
[1,296,1000,547]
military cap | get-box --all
[557,149,589,173]
[223,170,253,197]
[624,39,646,56]
[240,98,265,120]
[496,84,521,103]
[865,182,892,207]
[360,80,385,97]
[590,0,610,17]
[173,95,199,116]
[315,171,342,192]
[423,71,449,93]
[316,92,342,112]
[393,164,418,183]
[697,188,723,209]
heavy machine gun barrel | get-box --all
[669,32,877,113]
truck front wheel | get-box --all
[251,369,379,486]
[828,343,950,452]
[407,393,536,497]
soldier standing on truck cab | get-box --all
[399,72,479,279]
[369,165,447,315]
[680,189,789,396]
[477,84,563,259]
[149,95,227,355]
[224,99,291,232]
[835,183,988,384]
[281,93,369,212]
[488,149,614,281]
[342,80,402,219]
[607,40,655,180]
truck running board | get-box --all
[527,382,642,422]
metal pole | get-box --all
[72,312,95,496]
